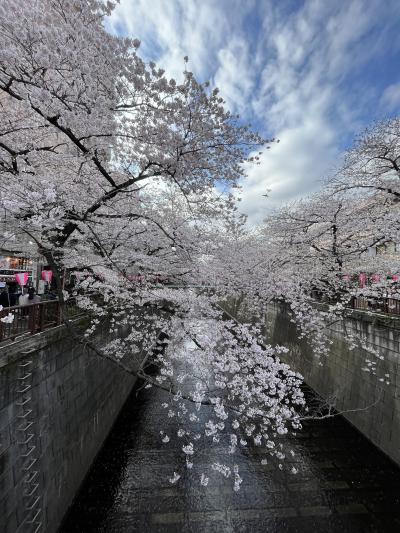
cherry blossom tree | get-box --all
[326,116,400,270]
[330,117,400,200]
[0,0,393,491]
[263,113,400,308]
[264,190,394,291]
[259,121,400,389]
[0,0,307,489]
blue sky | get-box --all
[106,0,400,224]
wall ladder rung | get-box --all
[17,421,33,431]
[17,384,31,394]
[21,348,36,355]
[24,482,39,497]
[17,373,32,381]
[21,445,36,458]
[17,409,33,419]
[33,522,42,533]
[22,457,37,471]
[24,470,39,484]
[26,495,40,511]
[18,433,34,445]
[18,360,33,366]
[16,396,31,406]
[26,507,41,522]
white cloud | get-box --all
[240,119,339,224]
[380,82,400,112]
[106,0,400,225]
[106,0,244,82]
[213,37,255,115]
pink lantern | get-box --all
[359,273,367,288]
[392,274,399,282]
[15,272,29,286]
[371,274,380,283]
[41,270,53,283]
[74,270,89,280]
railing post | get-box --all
[28,305,36,335]
[0,308,4,341]
[38,304,44,333]
[56,301,62,326]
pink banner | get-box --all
[359,273,367,288]
[41,270,53,283]
[15,272,29,286]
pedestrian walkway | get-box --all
[60,375,400,532]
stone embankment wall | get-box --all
[264,303,400,467]
[0,321,138,533]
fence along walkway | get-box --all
[1,289,400,344]
[0,300,79,342]
[350,295,400,314]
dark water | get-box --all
[60,380,400,533]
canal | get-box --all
[59,376,400,532]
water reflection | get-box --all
[60,375,400,533]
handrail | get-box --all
[0,299,79,342]
[349,295,400,315]
[310,291,400,316]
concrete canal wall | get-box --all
[221,299,400,468]
[264,302,400,468]
[0,322,137,533]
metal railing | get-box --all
[349,296,400,315]
[0,299,80,342]
[311,289,400,316]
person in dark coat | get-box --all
[0,289,10,308]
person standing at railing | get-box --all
[18,287,29,307]
[18,287,30,317]
[0,288,10,308]
[27,287,41,304]
[5,283,21,307]
[19,287,40,314]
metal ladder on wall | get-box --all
[16,356,42,532]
